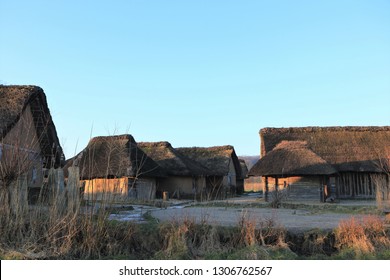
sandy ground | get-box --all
[150,206,371,233]
[149,194,379,233]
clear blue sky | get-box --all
[1,0,389,159]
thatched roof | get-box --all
[64,135,165,179]
[258,126,390,173]
[0,85,64,168]
[249,141,337,177]
[239,159,249,179]
[138,141,211,176]
[176,145,242,177]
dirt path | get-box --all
[150,206,373,233]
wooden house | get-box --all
[0,85,64,197]
[177,145,242,200]
[138,141,210,199]
[239,156,263,192]
[248,127,390,202]
[236,159,248,194]
[65,135,165,202]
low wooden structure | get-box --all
[177,145,242,200]
[139,141,210,199]
[249,127,390,202]
[64,135,165,202]
[0,85,64,202]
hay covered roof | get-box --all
[249,141,337,177]
[239,159,249,179]
[0,85,64,168]
[259,126,390,173]
[138,141,211,176]
[176,145,242,177]
[66,135,165,179]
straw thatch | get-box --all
[239,159,248,179]
[259,126,390,173]
[138,141,210,176]
[0,85,64,168]
[65,135,165,179]
[248,141,337,177]
[176,145,242,177]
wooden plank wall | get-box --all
[284,177,321,202]
[337,173,377,198]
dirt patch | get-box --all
[150,206,380,233]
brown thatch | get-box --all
[0,85,64,168]
[249,141,337,177]
[176,145,242,177]
[239,159,248,179]
[65,135,165,179]
[259,126,390,173]
[138,141,210,176]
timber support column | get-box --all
[319,177,324,203]
[264,176,269,202]
[275,177,279,192]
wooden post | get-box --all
[264,176,269,202]
[275,177,279,192]
[10,174,28,217]
[67,167,80,213]
[351,173,356,198]
[48,168,66,214]
[163,191,169,201]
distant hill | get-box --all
[238,155,259,170]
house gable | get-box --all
[0,85,64,168]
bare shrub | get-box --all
[236,211,257,246]
[269,188,286,208]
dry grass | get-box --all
[151,211,292,260]
[1,175,388,260]
[300,230,330,256]
[0,169,141,259]
[236,211,288,248]
[334,215,390,258]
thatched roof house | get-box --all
[177,145,242,178]
[249,141,337,177]
[259,127,389,173]
[237,159,249,194]
[138,142,210,176]
[0,85,64,169]
[70,135,165,179]
[239,159,249,178]
[177,145,242,198]
[138,141,210,199]
[66,135,165,201]
[239,156,263,192]
[1,85,64,195]
[249,126,390,201]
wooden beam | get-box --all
[320,176,324,203]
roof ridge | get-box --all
[89,134,136,143]
[261,126,390,134]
